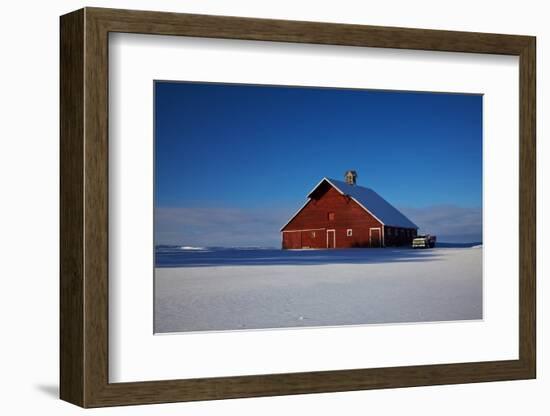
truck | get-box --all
[412,234,436,249]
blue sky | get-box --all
[155,81,482,246]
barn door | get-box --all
[370,228,381,248]
[327,230,335,248]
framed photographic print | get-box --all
[60,7,536,408]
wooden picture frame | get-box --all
[60,7,536,408]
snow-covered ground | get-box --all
[154,247,482,333]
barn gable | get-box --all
[323,178,418,229]
[281,184,381,231]
[281,177,418,231]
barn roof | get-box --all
[320,178,418,229]
[281,177,418,231]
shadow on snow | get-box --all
[155,247,449,268]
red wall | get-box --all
[282,185,383,249]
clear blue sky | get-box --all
[155,81,482,246]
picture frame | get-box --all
[60,7,536,408]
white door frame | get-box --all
[369,227,382,247]
[326,229,336,248]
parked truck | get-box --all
[412,234,436,249]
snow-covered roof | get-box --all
[314,178,418,229]
[280,177,418,231]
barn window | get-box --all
[347,229,353,237]
[311,231,316,238]
[328,212,335,221]
[388,228,392,236]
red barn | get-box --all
[281,171,418,249]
